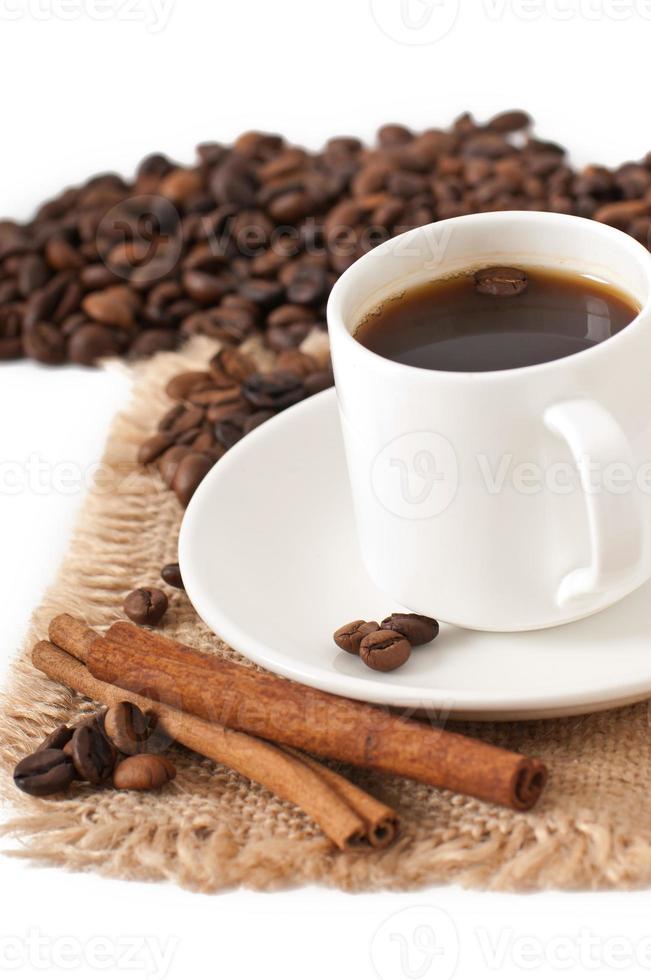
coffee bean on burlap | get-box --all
[138,432,175,466]
[104,701,151,756]
[70,724,116,784]
[165,371,213,400]
[157,446,191,487]
[37,724,75,752]
[14,749,77,796]
[113,754,176,791]
[161,562,184,589]
[214,411,250,449]
[241,371,305,410]
[211,348,256,383]
[242,410,275,434]
[123,587,169,626]
[171,452,214,506]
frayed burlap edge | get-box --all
[1,336,651,893]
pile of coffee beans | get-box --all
[140,344,333,505]
[4,109,651,369]
[13,702,176,797]
[333,613,439,672]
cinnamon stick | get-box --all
[32,638,399,851]
[49,615,547,810]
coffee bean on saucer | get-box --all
[70,722,116,784]
[359,630,411,672]
[113,754,176,791]
[380,613,439,646]
[14,749,76,796]
[104,701,150,756]
[333,620,380,655]
[124,587,169,626]
[37,724,75,752]
[161,562,184,589]
[474,267,528,297]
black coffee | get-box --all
[355,266,639,372]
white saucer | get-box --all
[179,388,651,721]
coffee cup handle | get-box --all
[544,398,643,606]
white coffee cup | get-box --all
[327,211,651,631]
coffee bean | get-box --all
[474,266,528,297]
[160,404,204,436]
[157,445,191,487]
[82,287,137,330]
[334,620,381,655]
[104,701,150,755]
[286,266,329,305]
[68,323,122,366]
[359,630,412,672]
[206,399,249,424]
[165,371,214,400]
[211,348,256,383]
[22,322,66,365]
[182,270,227,305]
[242,409,275,434]
[161,562,184,589]
[186,386,242,408]
[45,235,83,271]
[38,724,74,752]
[113,754,176,791]
[18,254,50,296]
[70,723,116,784]
[171,452,213,506]
[14,749,76,796]
[275,350,317,377]
[380,613,439,646]
[129,329,177,358]
[138,431,175,466]
[486,109,531,133]
[238,278,285,307]
[210,160,258,207]
[213,411,249,449]
[242,371,305,410]
[123,587,169,626]
[303,369,334,397]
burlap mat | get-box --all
[1,336,651,893]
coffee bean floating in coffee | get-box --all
[355,267,638,373]
[333,612,439,671]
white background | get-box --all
[1,1,651,978]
